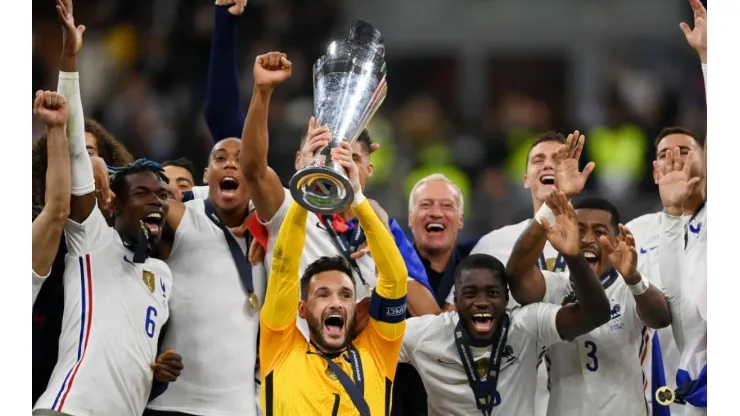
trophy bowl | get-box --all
[289,20,387,215]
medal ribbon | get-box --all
[321,215,371,291]
[454,314,510,416]
[203,199,259,309]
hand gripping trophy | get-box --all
[289,21,387,214]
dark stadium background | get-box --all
[32,0,707,238]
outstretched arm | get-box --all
[56,0,94,223]
[241,52,291,223]
[32,92,70,303]
[203,2,246,141]
[261,200,308,331]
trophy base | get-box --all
[289,166,355,215]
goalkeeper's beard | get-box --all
[307,313,356,354]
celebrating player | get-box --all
[259,142,407,415]
[400,190,611,416]
[507,189,672,415]
[32,101,179,416]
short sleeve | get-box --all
[260,188,291,236]
[399,314,438,364]
[32,269,49,305]
[541,270,571,305]
[64,204,114,256]
[513,303,563,348]
[191,186,209,200]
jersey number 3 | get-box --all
[145,306,158,338]
[584,340,598,372]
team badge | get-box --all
[475,359,488,379]
[655,386,675,406]
[546,258,557,271]
[325,366,339,381]
[142,271,155,293]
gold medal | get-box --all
[248,293,261,312]
[325,366,338,381]
[655,386,675,406]
[546,257,557,271]
[475,359,489,380]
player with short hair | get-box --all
[259,141,408,415]
[507,191,672,416]
[161,157,196,193]
[400,190,612,416]
[32,133,179,416]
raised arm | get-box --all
[333,142,408,340]
[600,224,671,328]
[680,0,707,179]
[203,1,246,141]
[56,0,94,223]
[261,200,308,331]
[506,132,594,305]
[32,92,70,299]
[541,190,611,341]
[241,52,291,222]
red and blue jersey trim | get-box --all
[51,254,94,412]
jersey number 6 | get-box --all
[584,340,598,372]
[145,306,158,338]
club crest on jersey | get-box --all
[143,270,155,293]
[608,301,623,330]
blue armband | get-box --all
[369,292,407,324]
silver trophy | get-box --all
[289,20,387,214]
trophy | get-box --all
[289,20,388,214]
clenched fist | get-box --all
[33,90,68,128]
[253,52,292,92]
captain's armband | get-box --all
[369,292,407,324]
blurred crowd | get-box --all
[32,0,708,238]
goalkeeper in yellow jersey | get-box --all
[259,140,408,416]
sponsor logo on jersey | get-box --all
[143,270,155,293]
[639,246,658,254]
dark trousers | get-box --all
[391,363,428,416]
[142,410,197,416]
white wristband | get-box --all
[352,190,366,207]
[535,204,556,227]
[628,276,650,296]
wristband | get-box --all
[535,204,556,227]
[628,276,650,296]
[352,190,366,207]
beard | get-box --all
[307,313,356,354]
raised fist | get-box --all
[215,0,247,16]
[253,52,292,91]
[33,90,68,128]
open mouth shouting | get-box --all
[471,312,494,333]
[219,176,240,198]
[581,246,601,273]
[140,211,164,236]
[323,313,346,339]
[539,174,555,186]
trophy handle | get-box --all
[289,160,355,215]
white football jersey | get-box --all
[400,306,562,416]
[659,210,706,416]
[262,189,412,338]
[147,199,266,416]
[469,218,566,416]
[542,270,651,416]
[627,212,684,416]
[33,269,48,305]
[34,206,172,416]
